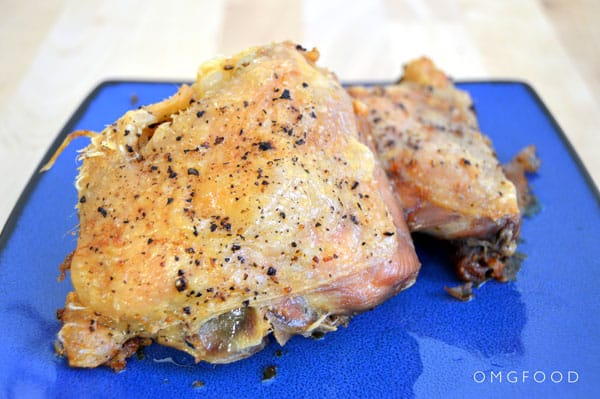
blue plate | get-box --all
[1,81,599,398]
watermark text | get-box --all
[473,370,579,384]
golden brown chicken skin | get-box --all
[348,58,529,283]
[54,42,420,370]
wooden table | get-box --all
[1,0,598,231]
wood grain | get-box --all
[1,0,598,232]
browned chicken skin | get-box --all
[348,58,537,283]
[54,42,420,369]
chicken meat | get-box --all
[53,42,420,370]
[348,58,537,283]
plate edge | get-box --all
[512,80,600,202]
[0,81,107,249]
[0,80,190,248]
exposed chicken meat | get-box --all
[53,42,420,369]
[502,145,541,215]
[348,57,537,283]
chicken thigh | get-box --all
[348,58,536,283]
[54,42,420,369]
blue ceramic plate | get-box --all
[1,81,599,398]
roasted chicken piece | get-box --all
[53,42,420,369]
[348,58,537,283]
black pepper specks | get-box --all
[167,166,177,179]
[221,218,232,231]
[184,340,196,349]
[383,231,395,236]
[214,136,225,145]
[97,207,107,218]
[166,197,174,205]
[267,267,277,276]
[351,181,359,190]
[231,244,241,252]
[196,110,205,118]
[187,168,199,176]
[175,276,187,292]
[79,196,87,204]
[279,89,291,100]
[258,141,273,151]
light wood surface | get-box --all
[1,0,599,232]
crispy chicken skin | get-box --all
[348,58,532,283]
[55,42,420,369]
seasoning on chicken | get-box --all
[348,57,538,283]
[51,42,420,370]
